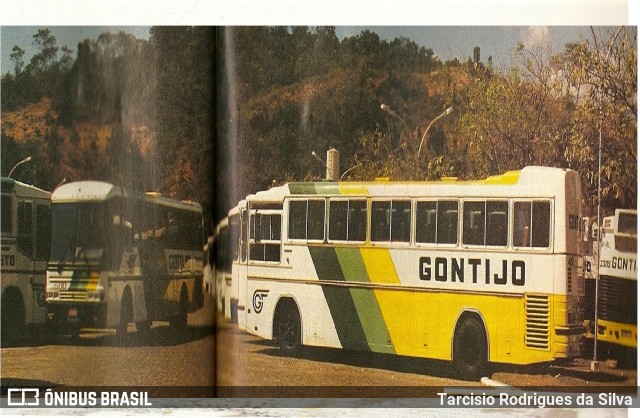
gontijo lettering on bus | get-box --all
[419,256,526,285]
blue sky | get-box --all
[1,26,152,75]
[1,26,598,75]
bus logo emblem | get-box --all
[252,290,269,314]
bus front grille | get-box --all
[598,276,637,324]
[525,294,550,350]
[58,291,88,301]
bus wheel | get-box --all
[453,317,488,380]
[1,290,25,346]
[275,300,301,356]
[117,289,133,336]
[170,286,188,332]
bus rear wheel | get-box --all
[453,317,488,381]
[170,286,188,333]
[275,300,301,356]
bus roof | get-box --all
[1,176,50,199]
[245,166,576,202]
[52,181,202,213]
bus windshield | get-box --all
[50,202,106,266]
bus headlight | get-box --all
[87,291,103,301]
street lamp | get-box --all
[380,104,411,136]
[311,151,327,168]
[417,107,453,158]
[7,156,32,178]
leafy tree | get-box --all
[29,28,58,74]
[562,27,637,210]
[10,46,25,75]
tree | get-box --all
[10,46,25,75]
[560,27,637,211]
[30,28,58,73]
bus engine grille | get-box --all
[525,294,550,350]
[598,275,637,324]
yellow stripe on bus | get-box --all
[85,272,100,291]
[355,249,572,364]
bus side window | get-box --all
[17,200,34,258]
[513,202,531,247]
[486,201,508,246]
[438,201,458,244]
[531,201,550,247]
[391,200,411,243]
[463,201,485,245]
[1,194,12,235]
[416,201,437,244]
[348,200,367,242]
[288,200,306,240]
[371,201,391,242]
[513,201,549,248]
[240,209,248,262]
[329,200,347,241]
[307,200,325,241]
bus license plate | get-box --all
[68,308,77,318]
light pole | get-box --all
[380,104,411,136]
[7,156,32,178]
[417,107,453,158]
[312,151,327,167]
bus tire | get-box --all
[170,286,188,332]
[116,288,133,336]
[1,289,25,346]
[275,299,301,356]
[453,316,488,380]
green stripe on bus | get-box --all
[289,183,319,195]
[69,270,88,291]
[314,183,340,195]
[310,246,394,353]
[349,287,396,353]
[288,183,340,195]
[335,247,368,283]
[335,247,395,353]
[309,246,370,351]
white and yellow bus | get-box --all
[593,209,637,352]
[223,203,244,324]
[1,177,51,344]
[45,181,204,336]
[212,215,230,317]
[240,166,585,379]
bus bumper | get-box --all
[47,302,107,329]
[596,320,637,349]
[554,324,586,358]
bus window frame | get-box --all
[511,198,553,251]
[1,193,13,236]
[248,208,282,264]
[286,198,326,244]
[461,198,510,249]
[370,198,412,246]
[327,197,368,245]
[414,199,460,248]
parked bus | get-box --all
[1,177,51,344]
[45,181,204,336]
[241,166,585,379]
[588,209,637,360]
[212,215,229,316]
[222,204,242,324]
[203,234,215,297]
